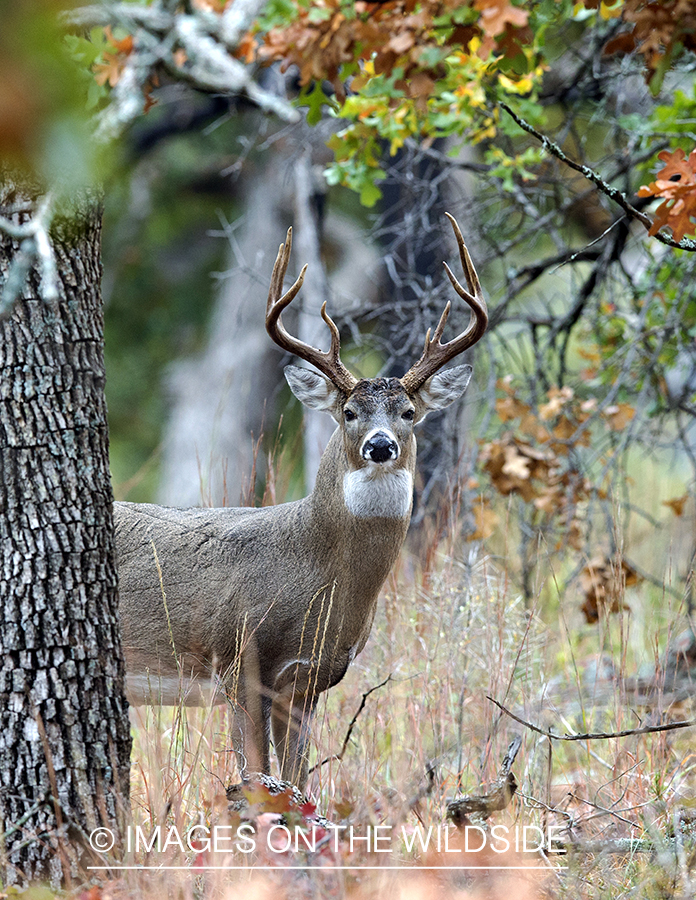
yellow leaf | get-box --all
[599,0,623,19]
[498,72,534,94]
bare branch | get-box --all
[307,674,393,775]
[499,101,696,252]
[72,0,299,141]
[487,696,696,741]
[64,4,172,31]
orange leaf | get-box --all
[639,148,696,240]
[104,26,134,56]
[663,494,689,517]
[474,0,528,39]
[603,403,635,431]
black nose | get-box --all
[362,432,399,463]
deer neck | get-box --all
[306,427,412,599]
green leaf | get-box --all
[298,81,330,126]
[359,180,383,207]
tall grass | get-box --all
[105,495,696,900]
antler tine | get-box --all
[443,211,484,303]
[266,227,358,395]
[400,214,488,395]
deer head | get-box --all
[266,212,489,505]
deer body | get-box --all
[116,215,487,788]
[117,413,411,706]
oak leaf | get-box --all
[580,555,637,623]
[638,148,696,241]
[92,27,134,88]
[495,395,531,422]
[603,403,635,431]
[502,444,531,480]
[474,0,528,38]
[539,386,574,420]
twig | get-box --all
[0,791,49,843]
[487,696,696,741]
[499,101,696,253]
[307,674,392,775]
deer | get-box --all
[114,212,488,790]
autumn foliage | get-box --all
[638,148,696,241]
[473,380,635,547]
[602,0,696,81]
[258,0,531,101]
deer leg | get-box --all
[271,679,318,790]
[229,652,272,777]
[230,685,272,777]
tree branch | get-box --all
[69,0,300,141]
[499,101,696,252]
[307,674,393,775]
[487,696,696,741]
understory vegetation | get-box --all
[100,463,695,900]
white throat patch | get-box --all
[343,468,413,519]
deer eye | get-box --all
[344,408,357,422]
[402,408,415,421]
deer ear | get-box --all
[414,364,472,422]
[284,365,343,419]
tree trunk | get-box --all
[0,183,131,886]
[157,163,291,508]
[293,151,335,492]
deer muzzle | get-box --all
[361,429,400,463]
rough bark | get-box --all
[376,142,479,524]
[0,182,131,886]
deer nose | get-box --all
[362,431,399,463]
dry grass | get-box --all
[68,500,696,900]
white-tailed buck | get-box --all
[115,213,487,788]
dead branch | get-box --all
[499,101,696,252]
[446,736,522,826]
[66,1,299,140]
[307,674,393,776]
[487,696,696,741]
[0,194,58,318]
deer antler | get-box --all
[400,213,488,395]
[265,227,358,395]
